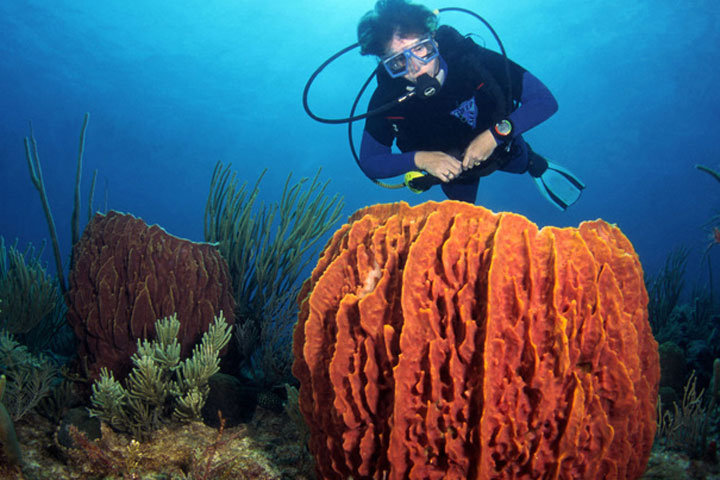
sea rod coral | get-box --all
[205,162,343,388]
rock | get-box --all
[202,373,257,428]
[57,407,101,449]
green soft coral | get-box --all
[89,312,231,439]
[0,331,58,421]
[0,322,58,468]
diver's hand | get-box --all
[462,130,498,170]
[414,151,463,183]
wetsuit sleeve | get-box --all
[505,71,558,137]
[358,131,417,179]
[358,87,417,179]
[469,42,558,139]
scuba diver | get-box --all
[354,0,585,209]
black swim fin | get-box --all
[528,152,585,210]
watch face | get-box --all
[496,120,512,136]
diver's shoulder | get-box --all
[436,25,464,46]
[436,25,492,58]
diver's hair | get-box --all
[357,0,438,57]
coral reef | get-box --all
[293,200,660,480]
[89,313,231,439]
[646,246,720,392]
[66,211,236,380]
[205,162,343,388]
[12,402,315,479]
[60,417,281,479]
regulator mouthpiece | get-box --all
[415,74,441,99]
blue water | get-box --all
[1,0,719,290]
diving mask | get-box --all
[382,37,439,78]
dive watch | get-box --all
[490,119,512,144]
[493,119,513,139]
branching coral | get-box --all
[204,162,343,388]
[0,237,64,350]
[0,325,58,470]
[89,313,231,439]
[0,330,58,421]
[656,371,711,460]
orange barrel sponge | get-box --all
[292,201,659,480]
[67,211,236,380]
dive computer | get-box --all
[493,119,513,138]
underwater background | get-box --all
[1,0,719,287]
[1,1,720,478]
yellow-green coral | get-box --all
[89,312,231,439]
[172,317,232,421]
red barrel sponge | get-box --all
[67,211,235,380]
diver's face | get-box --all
[385,33,439,83]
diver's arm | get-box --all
[358,130,416,179]
[506,71,558,136]
[473,45,558,134]
[359,131,461,182]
